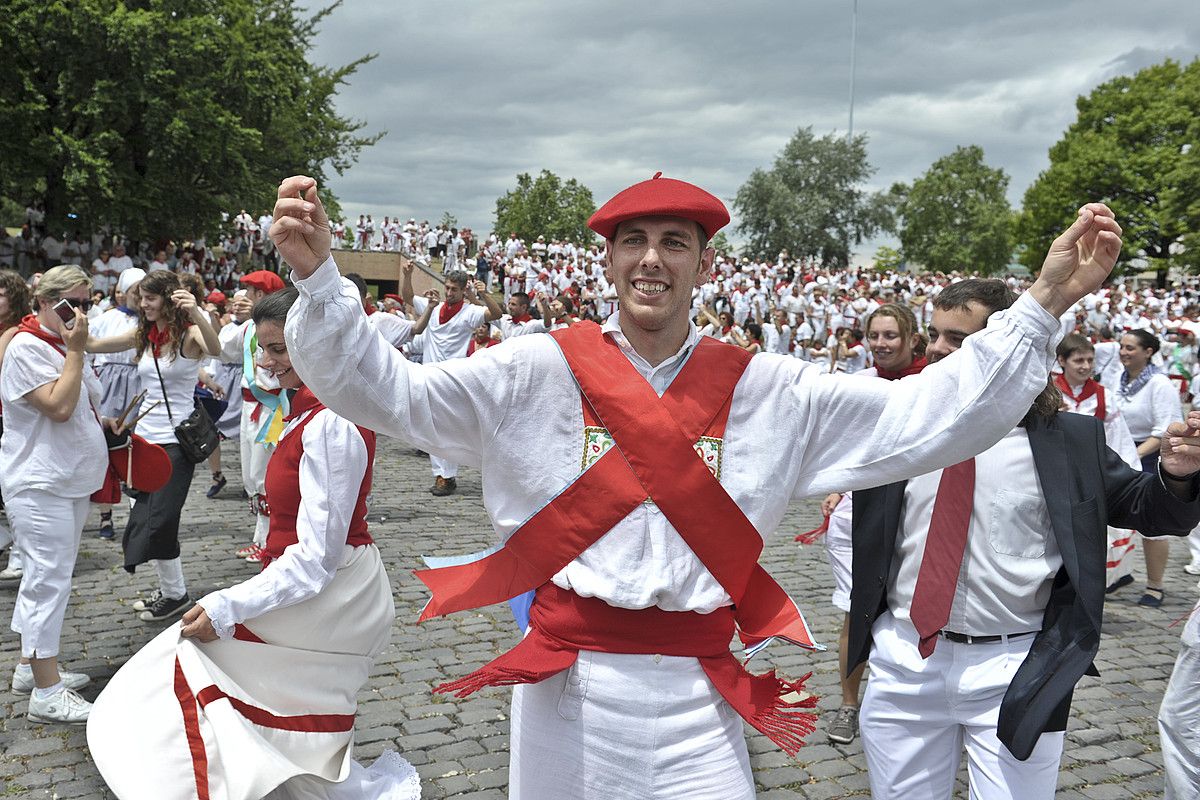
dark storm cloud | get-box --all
[302,1,1200,255]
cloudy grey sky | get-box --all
[304,1,1199,259]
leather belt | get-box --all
[939,630,1039,644]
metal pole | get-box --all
[848,0,858,142]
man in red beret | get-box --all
[214,270,288,557]
[269,173,1122,799]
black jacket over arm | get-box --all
[847,411,1200,761]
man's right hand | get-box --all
[270,176,331,279]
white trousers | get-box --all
[861,612,1064,800]
[6,490,89,658]
[1187,523,1200,566]
[0,514,23,571]
[430,453,458,480]
[1160,639,1200,799]
[240,401,272,545]
[509,650,753,800]
[824,493,854,612]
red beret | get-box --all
[588,172,729,241]
[206,290,226,304]
[240,270,286,294]
[383,293,403,302]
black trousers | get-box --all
[122,444,196,572]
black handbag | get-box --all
[153,352,219,464]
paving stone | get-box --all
[0,435,1190,798]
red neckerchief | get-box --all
[1054,374,1107,420]
[146,323,171,357]
[365,303,377,316]
[283,386,321,422]
[510,313,532,324]
[874,355,927,381]
[467,337,496,356]
[438,300,464,325]
[721,324,733,335]
[17,315,66,355]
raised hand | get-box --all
[1161,410,1200,479]
[269,176,331,279]
[1028,203,1123,317]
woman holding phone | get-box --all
[0,265,111,723]
[88,270,221,623]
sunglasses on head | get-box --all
[60,297,93,311]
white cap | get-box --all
[117,268,146,293]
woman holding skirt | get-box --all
[87,287,419,800]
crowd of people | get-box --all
[0,172,1198,799]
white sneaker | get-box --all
[1185,561,1200,576]
[12,669,90,696]
[0,567,22,582]
[27,686,91,724]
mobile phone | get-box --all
[52,299,77,329]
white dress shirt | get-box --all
[410,295,486,362]
[890,428,1064,635]
[285,255,1061,615]
[1111,372,1181,441]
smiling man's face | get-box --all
[604,216,712,339]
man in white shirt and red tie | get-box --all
[849,279,1200,800]
[273,172,1130,800]
[400,262,502,495]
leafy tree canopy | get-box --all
[1015,58,1200,281]
[493,170,596,245]
[0,0,381,242]
[734,127,893,265]
[894,145,1013,275]
[872,244,903,272]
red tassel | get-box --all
[794,516,830,544]
[748,671,819,756]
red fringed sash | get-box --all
[436,584,818,756]
[419,322,820,754]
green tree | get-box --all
[1015,58,1200,284]
[893,145,1012,275]
[493,170,596,244]
[440,211,459,229]
[872,245,904,272]
[734,127,893,265]
[708,230,735,258]
[0,0,380,243]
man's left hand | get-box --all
[1161,410,1200,479]
[180,605,219,642]
[1028,203,1123,318]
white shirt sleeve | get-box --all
[1103,405,1142,470]
[284,256,518,467]
[198,409,368,639]
[1149,374,1183,439]
[786,291,1064,498]
[217,321,246,363]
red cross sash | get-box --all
[414,322,816,651]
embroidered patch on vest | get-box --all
[582,426,723,480]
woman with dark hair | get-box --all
[1056,333,1142,591]
[88,286,419,800]
[88,270,221,622]
[0,269,33,579]
[1109,328,1183,607]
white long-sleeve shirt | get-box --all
[198,406,369,638]
[285,256,1062,614]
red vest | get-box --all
[261,388,375,565]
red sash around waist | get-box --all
[436,584,817,755]
[417,322,820,754]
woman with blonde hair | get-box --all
[89,270,221,622]
[0,265,111,723]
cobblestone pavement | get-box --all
[1,436,1197,799]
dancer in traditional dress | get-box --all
[273,173,1121,799]
[88,286,419,799]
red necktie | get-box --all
[909,458,976,658]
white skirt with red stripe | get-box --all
[87,545,419,800]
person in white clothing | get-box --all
[1159,594,1200,798]
[0,270,33,582]
[343,271,434,348]
[1108,328,1184,607]
[0,265,110,723]
[87,287,420,800]
[1054,333,1142,592]
[399,262,501,495]
[852,281,1200,800]
[88,270,221,623]
[271,173,1122,799]
[498,291,547,339]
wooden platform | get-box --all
[330,249,445,298]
